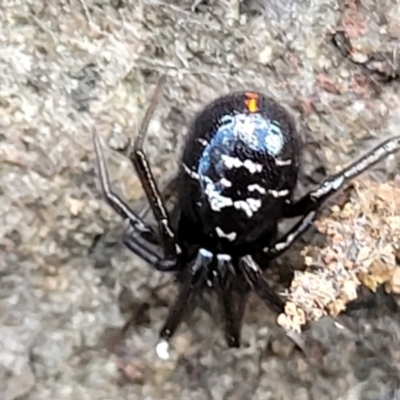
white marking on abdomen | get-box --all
[243,159,262,174]
[220,178,232,187]
[221,155,263,174]
[233,198,262,218]
[248,183,266,194]
[197,138,208,146]
[183,163,200,179]
[268,189,289,198]
[204,183,234,211]
[215,226,237,241]
[276,158,292,166]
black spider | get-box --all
[93,75,400,349]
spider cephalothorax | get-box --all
[93,76,400,348]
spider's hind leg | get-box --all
[138,174,179,220]
[93,128,177,270]
[93,127,155,237]
[128,75,179,260]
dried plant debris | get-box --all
[332,32,400,82]
[332,0,400,81]
[278,176,400,333]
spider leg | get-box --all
[216,259,249,347]
[128,75,179,260]
[263,137,400,267]
[138,174,179,220]
[217,289,245,348]
[93,128,177,270]
[263,210,317,260]
[240,257,313,354]
[240,255,285,313]
[160,249,213,340]
[159,278,198,340]
[284,135,400,218]
[93,127,155,235]
[122,233,177,271]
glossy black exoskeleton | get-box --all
[93,76,400,349]
[179,91,300,258]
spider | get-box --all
[93,75,400,349]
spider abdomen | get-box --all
[178,91,301,254]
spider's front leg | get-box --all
[160,249,213,341]
[240,255,286,312]
[284,135,400,218]
[128,75,179,261]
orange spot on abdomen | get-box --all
[244,92,259,113]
